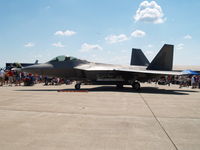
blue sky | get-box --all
[0,0,200,67]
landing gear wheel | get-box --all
[116,84,124,89]
[75,83,81,90]
[132,82,141,91]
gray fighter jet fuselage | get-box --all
[22,44,182,90]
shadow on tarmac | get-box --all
[15,86,199,95]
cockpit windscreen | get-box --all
[49,55,78,62]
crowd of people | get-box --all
[178,75,200,89]
[0,68,66,87]
[153,75,200,89]
[0,68,37,86]
[0,67,200,89]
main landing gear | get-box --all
[74,82,141,91]
[116,83,124,89]
[116,82,141,91]
[132,82,141,91]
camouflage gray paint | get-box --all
[22,44,182,90]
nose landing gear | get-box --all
[75,83,81,90]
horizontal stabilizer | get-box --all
[130,48,150,66]
[147,44,174,71]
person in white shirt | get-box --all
[0,69,5,86]
[191,76,196,89]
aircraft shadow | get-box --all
[83,86,197,95]
[15,86,199,95]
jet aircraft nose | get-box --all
[22,63,53,75]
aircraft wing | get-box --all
[114,68,182,76]
[75,64,182,76]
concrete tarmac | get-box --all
[0,83,200,150]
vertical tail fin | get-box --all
[35,60,39,64]
[130,48,150,66]
[147,44,174,71]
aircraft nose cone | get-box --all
[22,63,53,75]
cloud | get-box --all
[184,35,192,39]
[54,30,76,36]
[131,30,146,38]
[134,1,165,24]
[80,43,103,52]
[105,34,129,44]
[52,42,65,48]
[177,43,184,50]
[147,44,153,48]
[24,42,35,47]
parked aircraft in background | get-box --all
[22,44,182,90]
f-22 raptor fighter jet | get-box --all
[22,44,182,90]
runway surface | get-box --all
[0,83,200,150]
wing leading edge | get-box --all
[115,68,182,76]
[76,65,182,76]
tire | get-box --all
[132,82,141,91]
[116,84,124,89]
[75,84,81,90]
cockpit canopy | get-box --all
[48,55,78,62]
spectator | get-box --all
[179,76,184,88]
[7,70,14,86]
[14,71,21,86]
[191,76,196,89]
[4,70,9,85]
[0,69,5,86]
[197,76,200,89]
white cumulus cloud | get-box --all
[80,43,103,52]
[184,35,192,39]
[147,44,153,48]
[52,42,65,48]
[177,43,184,50]
[134,1,165,24]
[105,34,129,44]
[24,42,35,47]
[131,30,146,38]
[54,30,76,36]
